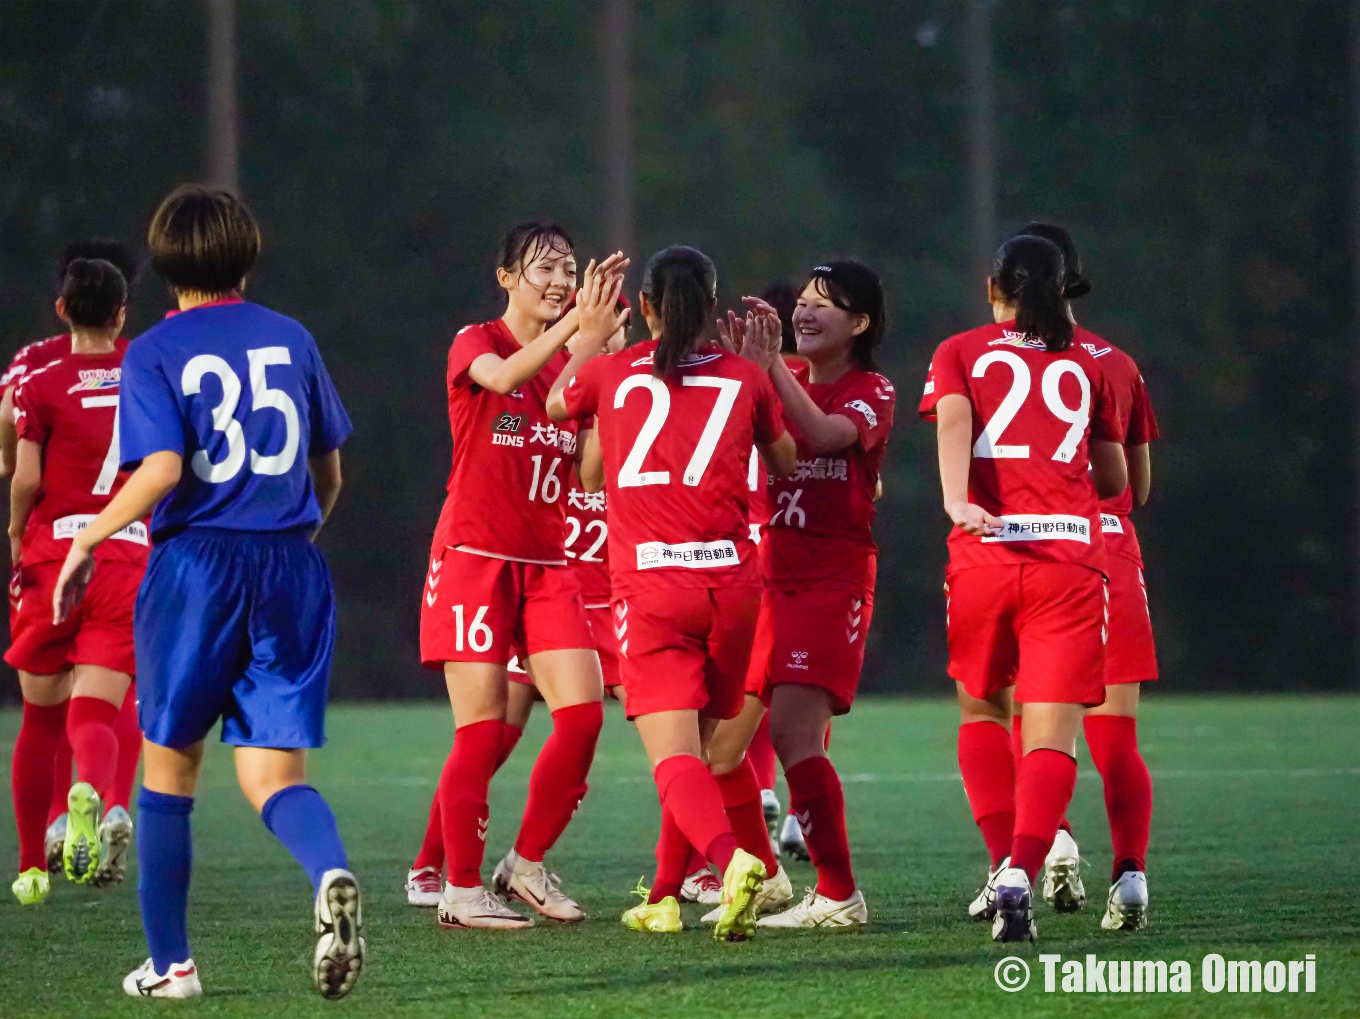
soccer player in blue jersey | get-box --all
[52,185,364,1001]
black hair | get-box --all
[496,222,574,275]
[59,258,127,328]
[1015,221,1090,299]
[759,281,798,354]
[806,260,886,370]
[148,184,261,295]
[641,246,717,377]
[991,235,1073,352]
[56,239,137,292]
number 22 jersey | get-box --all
[918,321,1124,572]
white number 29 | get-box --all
[971,352,1091,464]
[614,375,742,488]
[181,347,300,484]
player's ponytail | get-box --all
[59,258,127,328]
[992,235,1072,353]
[642,246,717,377]
[1015,221,1091,300]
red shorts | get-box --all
[4,560,141,676]
[1104,555,1157,684]
[615,586,760,721]
[746,585,873,715]
[945,563,1107,706]
[585,604,621,690]
[420,548,592,668]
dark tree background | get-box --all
[1,0,1353,700]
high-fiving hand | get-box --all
[575,252,630,354]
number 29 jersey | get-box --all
[918,321,1124,572]
[561,340,786,598]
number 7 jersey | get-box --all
[918,321,1125,571]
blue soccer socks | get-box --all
[261,784,349,893]
[137,788,195,972]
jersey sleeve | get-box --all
[917,339,966,420]
[1088,367,1126,444]
[1125,368,1160,445]
[751,370,785,446]
[447,326,499,390]
[840,374,896,452]
[306,337,353,455]
[11,375,48,445]
[2,347,31,392]
[118,342,187,469]
[561,357,602,421]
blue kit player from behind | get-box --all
[53,185,364,1001]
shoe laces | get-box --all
[411,868,441,892]
[691,872,721,892]
[629,878,651,905]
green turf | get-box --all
[0,695,1357,1017]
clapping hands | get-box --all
[717,296,782,370]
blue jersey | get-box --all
[120,300,352,540]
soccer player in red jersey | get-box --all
[1010,223,1159,931]
[7,258,148,904]
[919,235,1129,942]
[419,223,628,929]
[549,245,796,940]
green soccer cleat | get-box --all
[63,782,103,884]
[12,867,50,905]
[621,879,683,933]
[712,848,767,942]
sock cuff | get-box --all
[958,719,1010,740]
[138,787,194,816]
[68,695,121,726]
[653,753,707,801]
[260,784,319,830]
[455,718,505,743]
[714,756,761,806]
[22,699,69,730]
[1083,713,1137,740]
[1024,746,1078,767]
[785,754,839,801]
[550,700,604,725]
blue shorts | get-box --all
[135,527,336,749]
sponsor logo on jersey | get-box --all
[1101,513,1124,533]
[66,367,121,393]
[1081,342,1113,358]
[628,352,724,369]
[635,539,739,570]
[491,412,526,446]
[788,650,810,671]
[530,422,577,454]
[980,513,1091,545]
[567,488,606,511]
[923,379,935,395]
[790,457,848,482]
[988,330,1047,350]
[52,514,148,545]
[845,398,878,428]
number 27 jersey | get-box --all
[918,321,1124,572]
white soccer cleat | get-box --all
[701,864,793,922]
[757,887,868,928]
[405,866,442,907]
[44,814,67,876]
[1042,828,1085,912]
[123,957,203,998]
[1100,870,1149,931]
[438,882,534,929]
[91,805,134,888]
[968,855,1010,922]
[761,788,781,827]
[990,867,1037,942]
[778,812,810,861]
[492,849,584,922]
[680,867,722,905]
[313,868,364,1000]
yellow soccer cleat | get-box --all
[63,782,103,884]
[620,879,683,933]
[712,848,767,942]
[12,867,51,905]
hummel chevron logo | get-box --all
[477,819,488,843]
[795,810,812,836]
[426,591,437,607]
[430,558,443,573]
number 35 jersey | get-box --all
[562,340,785,598]
[918,320,1124,572]
[12,342,149,566]
[761,363,896,590]
[119,299,353,541]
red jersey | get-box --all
[1077,329,1159,565]
[431,319,579,564]
[565,461,610,606]
[12,342,149,566]
[746,447,767,542]
[761,364,895,589]
[3,335,72,392]
[919,321,1124,572]
[562,340,785,598]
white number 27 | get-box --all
[615,375,742,487]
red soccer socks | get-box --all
[68,696,120,803]
[110,681,141,811]
[958,720,1015,868]
[513,702,602,862]
[439,719,503,887]
[1011,748,1078,882]
[650,806,693,904]
[1084,714,1152,879]
[415,721,525,873]
[747,712,778,791]
[12,700,68,871]
[654,754,738,874]
[785,755,855,901]
[715,756,778,876]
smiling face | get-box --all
[791,277,868,364]
[499,234,577,324]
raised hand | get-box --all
[576,254,630,354]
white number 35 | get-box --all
[181,347,301,483]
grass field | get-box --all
[0,694,1356,1018]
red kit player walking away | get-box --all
[7,258,149,905]
[418,222,628,929]
[549,245,797,940]
[2,241,143,879]
[1010,224,1160,932]
[919,235,1129,943]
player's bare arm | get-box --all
[309,449,343,533]
[1127,442,1151,506]
[934,393,1002,537]
[0,386,17,478]
[758,432,798,479]
[545,260,630,421]
[577,427,604,493]
[1089,439,1128,500]
[767,356,859,454]
[469,307,581,396]
[7,437,41,564]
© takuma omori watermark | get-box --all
[993,953,1317,994]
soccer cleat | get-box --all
[91,805,134,888]
[761,788,781,827]
[778,812,810,861]
[757,887,868,928]
[313,868,365,1000]
[12,867,50,905]
[438,883,534,929]
[45,814,67,876]
[711,847,767,942]
[701,864,793,922]
[492,849,585,922]
[990,867,1038,942]
[63,782,102,884]
[405,866,443,907]
[1100,870,1149,931]
[1042,828,1085,912]
[968,855,1010,922]
[621,880,683,933]
[123,957,203,998]
[680,867,722,905]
